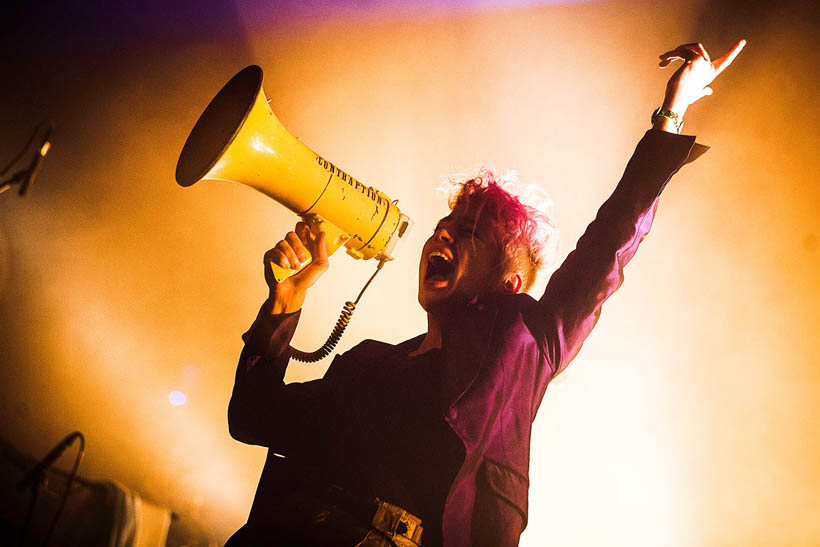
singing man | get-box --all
[226,40,746,547]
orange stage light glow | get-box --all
[1,0,818,545]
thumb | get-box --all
[313,231,329,265]
[700,86,714,99]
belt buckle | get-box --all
[370,498,423,546]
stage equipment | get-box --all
[175,65,412,282]
[0,121,53,197]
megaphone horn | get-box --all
[176,65,413,282]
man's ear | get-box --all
[502,273,523,294]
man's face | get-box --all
[418,206,502,314]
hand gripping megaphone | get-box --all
[175,65,413,282]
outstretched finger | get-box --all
[696,42,711,62]
[713,39,746,76]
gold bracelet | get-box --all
[651,107,684,133]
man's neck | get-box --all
[408,313,443,357]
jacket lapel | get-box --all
[441,301,498,411]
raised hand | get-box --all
[264,221,330,314]
[656,40,746,124]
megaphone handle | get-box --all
[270,215,348,283]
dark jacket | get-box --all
[228,130,705,546]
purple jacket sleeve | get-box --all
[535,129,705,376]
[228,303,330,456]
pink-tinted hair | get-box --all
[445,168,555,292]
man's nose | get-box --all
[435,227,453,243]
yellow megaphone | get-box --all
[175,65,413,282]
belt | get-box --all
[319,483,423,547]
[367,498,423,547]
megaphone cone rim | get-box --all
[175,65,264,187]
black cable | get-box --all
[289,259,387,363]
[19,479,41,547]
[43,431,85,546]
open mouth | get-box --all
[425,251,455,283]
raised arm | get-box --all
[533,41,745,376]
[227,222,331,453]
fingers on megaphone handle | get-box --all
[288,231,329,291]
[267,233,300,271]
[263,218,337,286]
[263,247,288,286]
[264,235,310,285]
[286,229,311,265]
[294,220,331,269]
[267,230,330,285]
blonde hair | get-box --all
[440,168,558,292]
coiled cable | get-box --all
[289,259,387,362]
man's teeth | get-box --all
[426,251,453,282]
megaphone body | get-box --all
[176,65,412,281]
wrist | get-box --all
[661,100,687,119]
[652,116,678,133]
[267,287,306,315]
[662,81,690,116]
[651,105,685,134]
